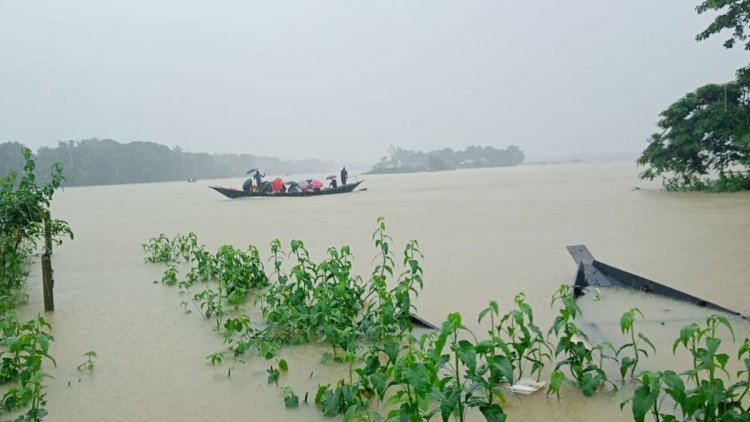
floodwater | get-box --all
[13,162,750,421]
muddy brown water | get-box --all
[12,162,750,421]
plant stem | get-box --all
[630,327,638,378]
[489,312,495,406]
[453,332,464,422]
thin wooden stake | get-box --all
[42,253,54,311]
[44,210,52,255]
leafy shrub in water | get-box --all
[142,234,174,264]
[142,232,202,264]
[214,245,267,306]
[623,315,750,422]
[484,293,552,383]
[0,149,68,421]
[261,241,365,356]
[548,284,615,398]
[145,222,750,422]
[1,148,72,294]
[0,314,56,421]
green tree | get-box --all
[0,148,73,291]
[638,1,750,191]
[696,0,750,50]
[637,72,750,190]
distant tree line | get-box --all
[0,139,337,187]
[366,145,524,174]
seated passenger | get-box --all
[242,178,253,192]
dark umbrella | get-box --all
[246,168,259,175]
[285,181,299,186]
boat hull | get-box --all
[208,181,364,199]
[567,244,747,319]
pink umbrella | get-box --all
[311,179,324,189]
[299,180,310,190]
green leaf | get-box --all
[662,370,686,406]
[370,372,387,398]
[278,359,288,372]
[714,315,735,340]
[674,324,699,354]
[581,372,602,397]
[457,340,477,373]
[631,384,655,422]
[620,357,635,380]
[638,333,656,353]
[548,370,566,398]
[267,367,279,384]
[440,388,460,421]
[716,353,730,369]
[383,342,400,364]
[479,403,506,422]
[475,340,493,354]
[620,311,635,334]
[320,385,343,417]
[478,308,492,324]
[343,404,358,421]
[315,385,328,405]
[489,355,515,384]
[284,394,299,408]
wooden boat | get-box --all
[567,244,747,319]
[208,180,365,199]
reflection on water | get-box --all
[12,162,750,421]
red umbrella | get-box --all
[326,175,337,180]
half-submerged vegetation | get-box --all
[144,219,750,421]
[0,149,71,421]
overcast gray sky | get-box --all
[1,0,747,163]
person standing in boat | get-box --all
[340,167,348,185]
[253,170,265,189]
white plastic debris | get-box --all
[509,378,547,395]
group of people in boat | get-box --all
[242,167,349,194]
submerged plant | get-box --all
[161,265,178,286]
[206,352,224,366]
[173,232,199,263]
[548,284,613,398]
[179,301,192,314]
[616,308,654,380]
[142,234,175,264]
[0,315,56,421]
[281,386,299,409]
[194,288,224,328]
[142,232,202,264]
[492,293,552,382]
[622,314,750,421]
[76,351,97,374]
